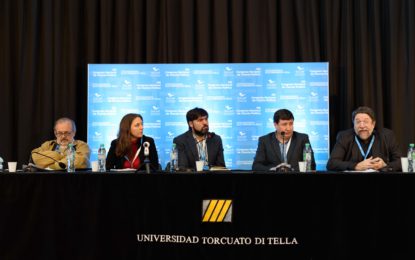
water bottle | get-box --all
[170,143,178,172]
[67,143,75,172]
[303,143,312,172]
[0,156,3,172]
[407,143,414,172]
[98,144,106,172]
[412,148,415,173]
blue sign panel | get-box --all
[88,63,329,170]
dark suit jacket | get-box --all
[252,131,316,171]
[173,130,225,170]
[326,128,402,171]
[106,135,159,171]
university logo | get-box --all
[202,199,232,222]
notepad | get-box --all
[209,166,230,171]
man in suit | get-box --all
[173,107,225,171]
[252,109,316,171]
[326,106,402,171]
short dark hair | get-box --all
[273,109,294,123]
[186,107,209,123]
[352,106,376,123]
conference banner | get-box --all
[88,63,329,170]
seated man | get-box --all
[173,107,225,171]
[31,117,91,170]
[252,109,316,171]
[326,106,402,171]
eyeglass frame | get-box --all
[54,131,74,137]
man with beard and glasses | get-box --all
[31,117,91,170]
[173,107,225,171]
[326,106,402,171]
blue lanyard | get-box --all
[195,137,208,164]
[197,141,206,161]
[278,141,288,162]
[355,135,375,160]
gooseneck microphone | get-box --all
[281,131,286,163]
[31,151,67,169]
[274,131,292,172]
[143,141,151,173]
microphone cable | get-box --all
[31,151,67,169]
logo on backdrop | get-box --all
[202,199,232,223]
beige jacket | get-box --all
[31,140,91,170]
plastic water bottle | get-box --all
[407,143,414,172]
[98,144,106,172]
[170,143,178,172]
[303,143,312,172]
[412,147,415,173]
[67,143,75,172]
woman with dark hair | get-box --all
[106,113,159,171]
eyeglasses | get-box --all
[55,131,73,137]
[354,120,372,126]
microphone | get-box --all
[207,132,215,139]
[31,151,67,169]
[143,141,150,157]
[143,141,151,173]
[273,131,292,172]
[194,132,215,144]
[281,131,286,163]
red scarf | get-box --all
[123,141,140,169]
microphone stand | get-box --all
[144,157,151,174]
[28,151,67,171]
[275,131,292,172]
[143,143,151,174]
[282,132,286,163]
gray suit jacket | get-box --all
[173,130,226,170]
[252,131,316,171]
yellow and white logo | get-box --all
[202,199,232,222]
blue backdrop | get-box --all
[88,63,329,170]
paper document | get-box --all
[110,168,137,172]
[343,169,378,173]
[209,166,230,171]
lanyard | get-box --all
[55,142,75,155]
[278,138,292,162]
[124,146,141,168]
[355,135,375,160]
[195,137,208,164]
